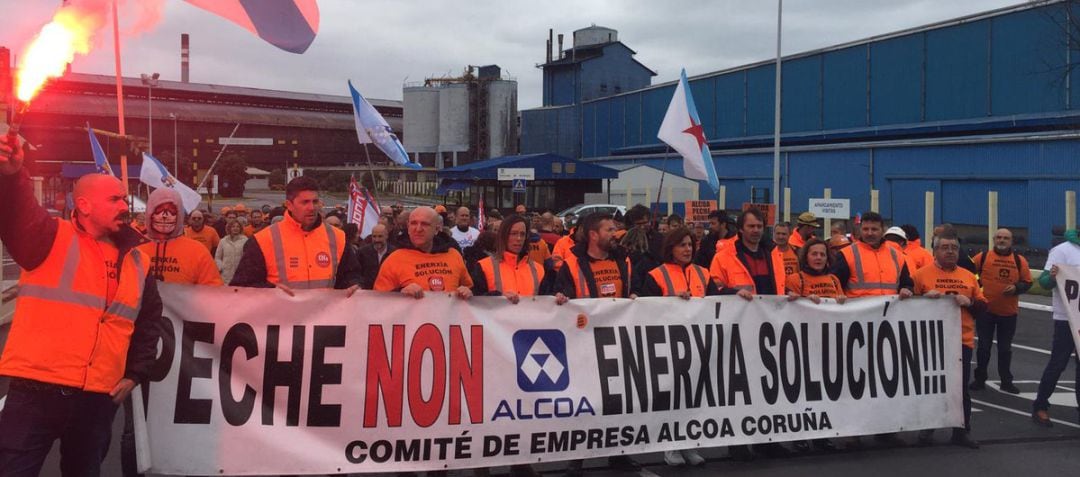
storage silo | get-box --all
[403,87,440,153]
[438,83,470,153]
[487,79,518,158]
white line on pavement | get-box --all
[0,396,4,412]
[971,398,1080,429]
[975,338,1053,356]
[1019,302,1053,312]
[639,469,664,477]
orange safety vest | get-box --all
[648,263,710,297]
[774,246,800,277]
[254,212,346,289]
[840,240,902,297]
[709,243,786,294]
[0,220,149,393]
[551,233,576,270]
[563,252,631,298]
[479,251,543,296]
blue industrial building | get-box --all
[520,1,1080,252]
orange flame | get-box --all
[16,7,101,102]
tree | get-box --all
[214,153,249,198]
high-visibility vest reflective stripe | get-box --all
[0,220,149,392]
[258,215,344,289]
[485,253,540,295]
[843,242,901,295]
[652,263,709,297]
[709,245,785,294]
[564,253,627,298]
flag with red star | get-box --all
[657,69,720,194]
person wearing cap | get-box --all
[790,212,819,248]
[434,204,448,215]
[899,224,934,270]
[884,226,923,273]
[828,234,852,262]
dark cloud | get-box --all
[1,0,1023,108]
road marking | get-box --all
[0,396,4,412]
[971,398,1080,429]
[975,337,1053,356]
[1019,302,1053,312]
[638,469,663,477]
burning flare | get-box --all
[16,6,102,102]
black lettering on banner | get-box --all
[920,320,931,393]
[758,323,779,405]
[594,327,622,415]
[822,323,843,401]
[668,325,693,410]
[937,320,946,393]
[220,323,258,426]
[899,321,921,396]
[646,326,670,412]
[175,320,215,425]
[308,325,346,427]
[846,321,866,399]
[619,327,649,413]
[728,324,751,406]
[262,325,306,426]
[141,317,176,418]
[876,321,899,398]
[800,323,823,402]
[867,322,877,398]
[779,323,801,403]
[692,326,716,408]
[1065,279,1079,303]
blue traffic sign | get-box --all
[512,179,527,193]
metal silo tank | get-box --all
[403,87,440,152]
[487,80,518,158]
[438,83,470,153]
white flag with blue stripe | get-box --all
[348,80,420,169]
[139,152,203,213]
[658,69,720,194]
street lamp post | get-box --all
[169,113,178,177]
[140,72,160,156]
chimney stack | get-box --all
[547,29,553,63]
[181,33,190,83]
[557,34,564,60]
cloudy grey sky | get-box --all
[1,0,1029,108]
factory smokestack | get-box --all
[547,29,553,63]
[181,33,189,83]
[557,34,564,60]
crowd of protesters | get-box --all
[0,132,1077,477]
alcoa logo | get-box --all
[513,330,569,392]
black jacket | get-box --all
[554,242,632,299]
[357,243,394,290]
[0,169,162,385]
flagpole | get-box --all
[196,123,240,191]
[771,0,783,225]
[112,0,129,189]
[361,142,379,200]
[653,145,671,214]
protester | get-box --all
[132,211,147,234]
[970,228,1031,394]
[1031,230,1080,426]
[245,209,267,237]
[138,188,222,286]
[785,238,845,305]
[463,230,498,271]
[324,214,343,229]
[358,223,394,290]
[216,219,249,285]
[553,212,640,474]
[827,234,851,263]
[932,223,976,273]
[621,226,661,295]
[790,212,819,248]
[667,213,684,230]
[230,176,363,295]
[451,206,481,249]
[692,222,705,246]
[884,226,921,273]
[694,210,732,267]
[624,204,663,257]
[526,229,551,265]
[0,142,162,475]
[640,226,720,300]
[899,224,933,270]
[539,212,561,247]
[185,209,221,255]
[773,221,800,277]
[657,221,670,235]
[212,207,230,237]
[710,208,785,299]
[550,224,577,271]
[374,206,473,300]
[913,229,985,449]
[472,215,550,304]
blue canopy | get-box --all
[437,153,619,181]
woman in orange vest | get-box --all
[471,215,550,303]
[640,227,720,299]
[785,238,846,304]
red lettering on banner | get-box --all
[409,324,446,427]
[448,325,484,425]
[364,325,405,427]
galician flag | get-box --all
[657,69,720,194]
[139,152,202,213]
[348,80,421,170]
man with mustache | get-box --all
[0,140,163,475]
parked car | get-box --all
[557,204,627,226]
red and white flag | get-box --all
[348,175,380,238]
[477,192,486,232]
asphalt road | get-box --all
[0,301,1077,477]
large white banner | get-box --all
[1053,265,1080,356]
[136,284,963,475]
